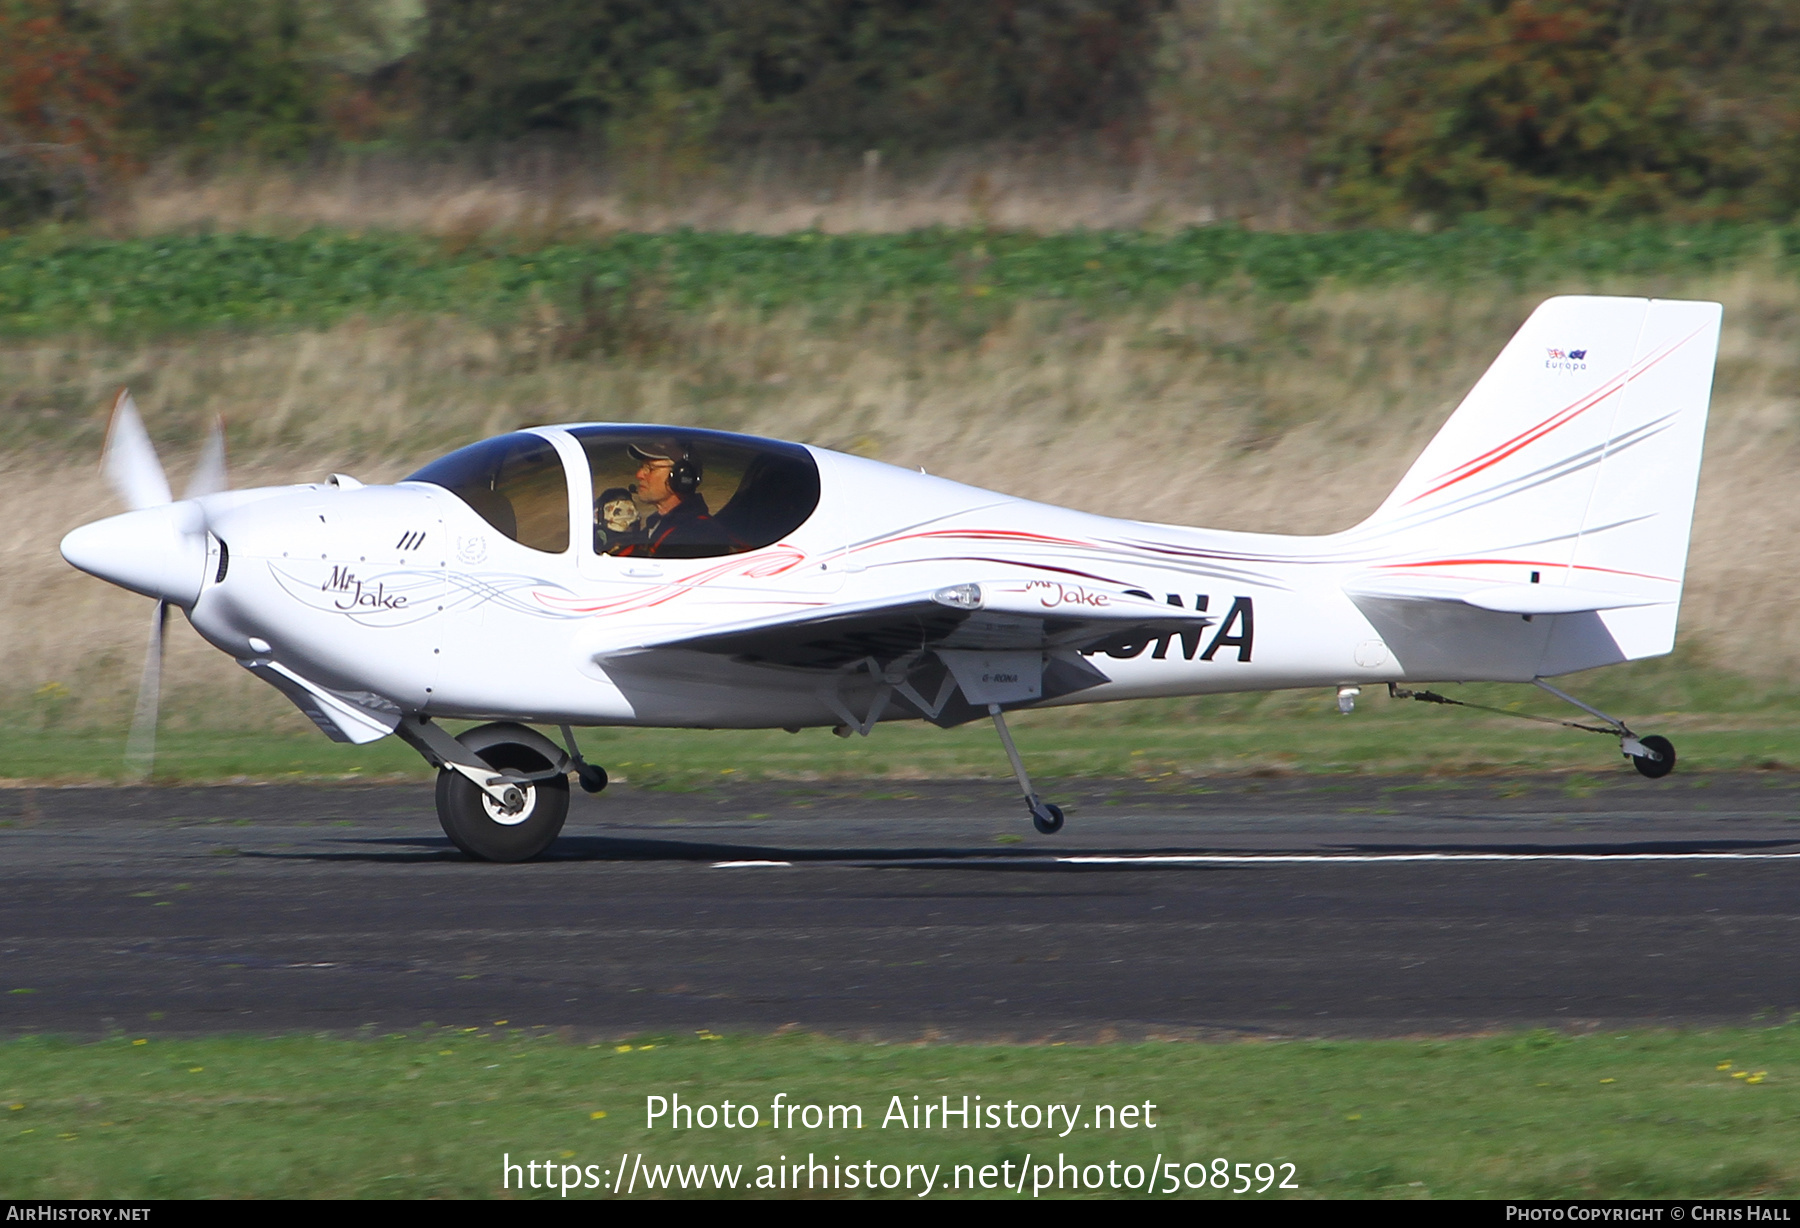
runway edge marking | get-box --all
[711,851,1800,868]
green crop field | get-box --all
[2,223,1793,337]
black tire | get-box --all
[1631,735,1676,780]
[1031,801,1065,835]
[436,741,569,862]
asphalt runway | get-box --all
[4,772,1800,1039]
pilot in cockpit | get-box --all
[621,439,728,556]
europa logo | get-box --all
[1545,347,1588,370]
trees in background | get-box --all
[0,0,124,224]
[1,0,1798,225]
[1159,0,1800,224]
[411,0,1167,147]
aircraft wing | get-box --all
[598,580,1214,670]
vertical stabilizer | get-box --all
[1345,296,1721,676]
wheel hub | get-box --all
[481,782,536,825]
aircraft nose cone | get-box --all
[61,503,208,606]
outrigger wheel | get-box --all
[436,736,570,862]
[1030,801,1066,835]
[1630,735,1677,780]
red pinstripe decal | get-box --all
[1377,557,1673,582]
[533,545,808,616]
[855,528,1095,555]
[1404,322,1707,505]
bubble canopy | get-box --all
[406,427,822,558]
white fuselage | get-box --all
[180,434,1407,731]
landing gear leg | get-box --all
[988,703,1063,834]
[1532,679,1676,779]
[559,724,608,793]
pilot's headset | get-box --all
[670,444,701,496]
[631,439,701,495]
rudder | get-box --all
[1345,295,1721,675]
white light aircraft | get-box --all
[62,296,1722,861]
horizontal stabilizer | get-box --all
[1346,576,1670,615]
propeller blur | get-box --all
[65,392,232,782]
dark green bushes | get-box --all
[411,0,1167,146]
[3,1,1798,226]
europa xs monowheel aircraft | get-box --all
[62,295,1721,861]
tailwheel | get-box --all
[1030,801,1065,835]
[436,739,569,862]
[1629,734,1676,780]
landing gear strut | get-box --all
[1384,679,1676,777]
[1532,679,1675,778]
[397,717,600,862]
[559,724,608,793]
[989,704,1064,834]
[435,737,570,862]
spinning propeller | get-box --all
[77,391,230,782]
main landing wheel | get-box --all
[1630,734,1676,780]
[436,740,569,862]
[1030,801,1065,835]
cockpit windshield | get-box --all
[405,432,570,554]
[572,426,820,559]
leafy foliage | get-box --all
[411,0,1168,146]
[1158,0,1800,225]
[0,222,1787,335]
[106,0,360,158]
[0,0,125,224]
[1,1,1796,224]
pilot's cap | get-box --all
[627,438,690,464]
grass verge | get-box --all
[6,676,1800,787]
[1,1028,1795,1198]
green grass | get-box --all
[1,1028,1796,1198]
[1,222,1792,336]
[9,671,1800,787]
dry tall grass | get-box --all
[7,273,1797,730]
[110,146,1237,238]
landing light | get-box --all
[933,583,983,610]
